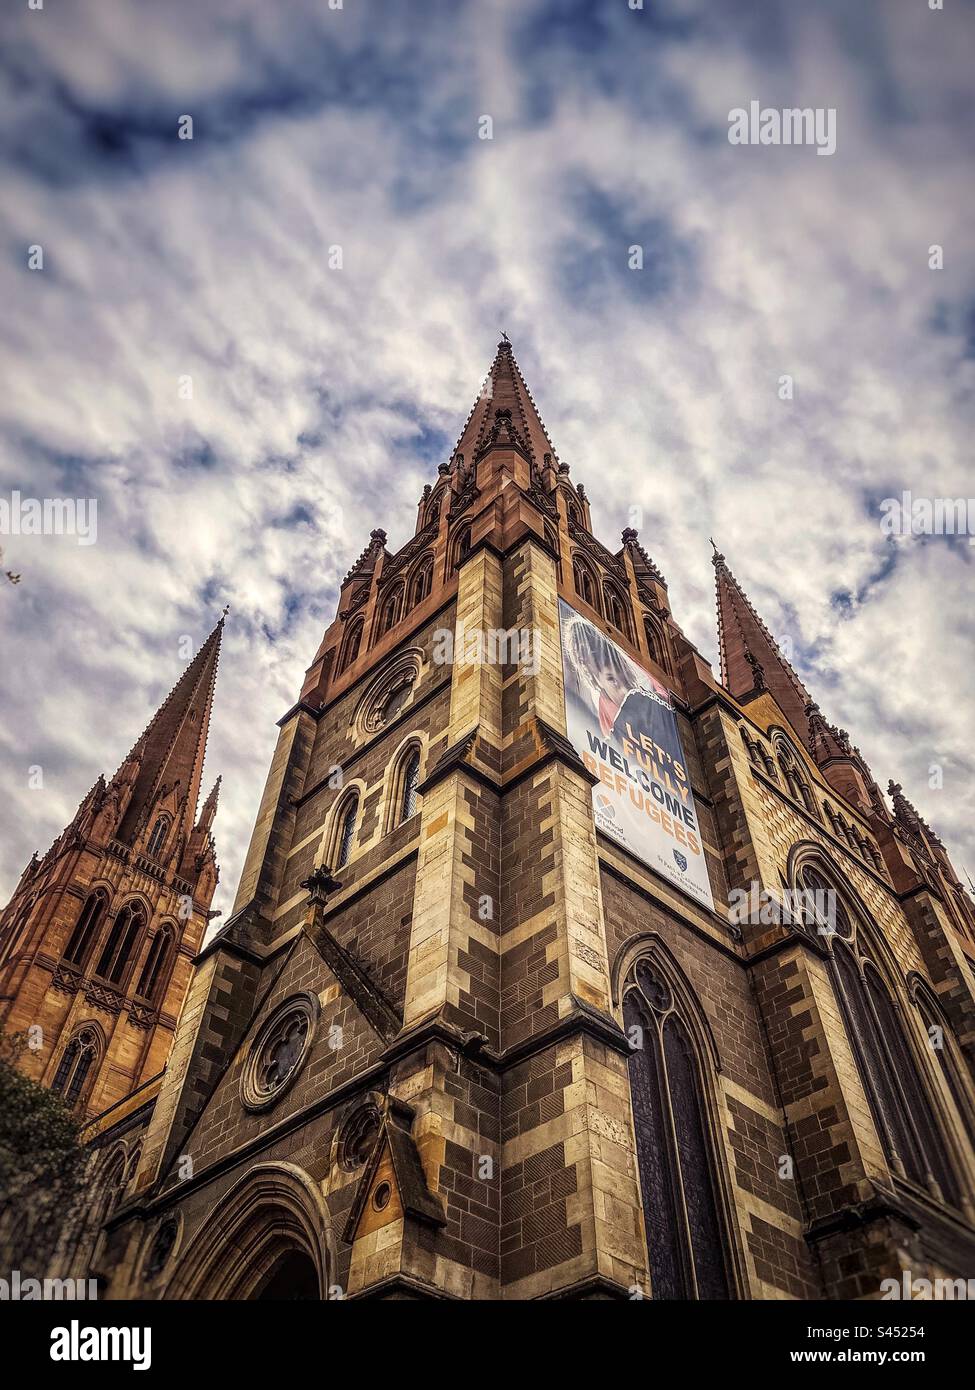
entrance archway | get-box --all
[164,1162,334,1300]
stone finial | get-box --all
[300,866,343,905]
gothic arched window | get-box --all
[624,957,731,1300]
[52,1026,100,1106]
[774,736,817,817]
[334,794,359,870]
[407,558,433,609]
[451,526,472,573]
[94,901,147,985]
[64,890,108,967]
[797,863,962,1209]
[137,924,174,1001]
[545,526,562,582]
[383,744,423,834]
[645,618,666,669]
[912,985,975,1152]
[604,586,632,640]
[338,619,363,675]
[377,586,402,638]
[101,1149,128,1217]
[572,559,601,614]
[398,746,421,824]
[146,815,170,859]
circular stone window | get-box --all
[380,680,413,725]
[241,994,319,1112]
[372,1181,392,1212]
[338,1103,382,1172]
[354,650,423,741]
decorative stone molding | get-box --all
[52,962,83,996]
[127,1001,159,1031]
[84,980,125,1015]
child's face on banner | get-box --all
[594,656,631,706]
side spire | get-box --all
[113,614,224,847]
[712,545,813,741]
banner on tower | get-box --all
[558,599,715,911]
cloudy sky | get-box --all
[1,0,974,922]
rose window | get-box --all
[242,995,319,1111]
[259,1013,309,1094]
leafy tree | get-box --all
[0,1029,86,1272]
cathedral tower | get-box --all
[0,618,223,1121]
[63,343,975,1301]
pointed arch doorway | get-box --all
[163,1163,335,1301]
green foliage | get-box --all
[0,1029,87,1270]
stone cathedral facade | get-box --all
[6,340,975,1300]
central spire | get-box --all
[449,338,561,473]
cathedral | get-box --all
[3,339,975,1301]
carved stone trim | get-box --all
[52,962,83,995]
[84,980,125,1014]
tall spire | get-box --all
[450,338,560,472]
[712,546,812,741]
[114,615,224,846]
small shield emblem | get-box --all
[673,850,688,872]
